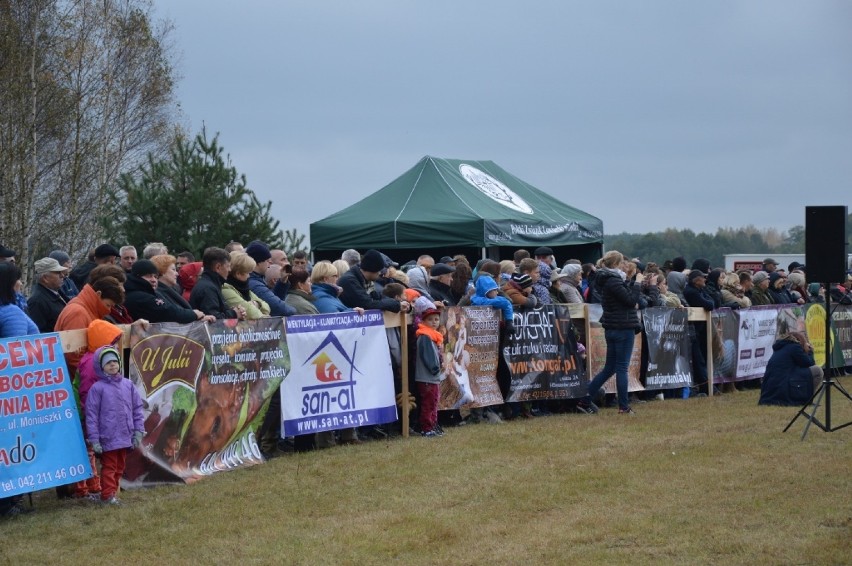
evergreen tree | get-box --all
[104,128,285,256]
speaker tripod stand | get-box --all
[784,289,852,440]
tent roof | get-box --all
[310,156,603,251]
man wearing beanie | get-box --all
[339,249,410,313]
[245,240,297,317]
[748,271,773,306]
[28,257,70,333]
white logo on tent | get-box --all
[459,164,534,215]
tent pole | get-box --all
[481,247,486,261]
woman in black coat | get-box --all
[579,250,641,414]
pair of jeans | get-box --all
[587,328,635,410]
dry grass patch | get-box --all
[3,381,851,565]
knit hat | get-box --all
[671,256,687,272]
[98,347,120,370]
[0,244,16,259]
[131,259,159,278]
[360,249,385,272]
[512,273,533,289]
[245,241,272,263]
[49,250,71,265]
[752,271,769,285]
[34,257,67,276]
[787,271,805,288]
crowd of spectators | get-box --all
[2,239,851,517]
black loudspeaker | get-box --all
[805,206,848,283]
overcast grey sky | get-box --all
[155,1,851,245]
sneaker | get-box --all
[576,400,599,414]
[103,497,122,506]
[435,424,445,436]
[618,407,636,415]
[421,430,440,438]
[86,494,101,502]
[654,393,665,401]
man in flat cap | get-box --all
[28,258,71,333]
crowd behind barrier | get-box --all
[2,242,852,515]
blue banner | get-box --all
[0,333,92,497]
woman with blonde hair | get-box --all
[222,252,270,319]
[579,250,642,415]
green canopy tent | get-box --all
[310,156,603,263]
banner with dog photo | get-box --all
[586,304,644,394]
[502,304,585,402]
[643,307,693,389]
[125,318,288,484]
[281,311,397,437]
[438,306,503,410]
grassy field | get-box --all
[3,382,851,565]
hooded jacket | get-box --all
[595,268,641,330]
[759,338,817,406]
[124,274,198,323]
[54,284,111,372]
[85,346,145,451]
[470,276,514,322]
[77,320,124,413]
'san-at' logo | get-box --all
[303,332,361,379]
[459,164,534,214]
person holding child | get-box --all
[85,346,145,505]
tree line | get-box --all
[603,218,851,269]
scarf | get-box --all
[226,275,252,301]
[416,323,444,347]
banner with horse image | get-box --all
[586,304,644,394]
[0,333,92,497]
[439,306,503,410]
[125,318,288,484]
[643,308,693,389]
[502,304,585,402]
[281,311,396,437]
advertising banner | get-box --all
[282,311,396,437]
[586,305,644,394]
[643,308,693,389]
[439,307,503,410]
[127,318,287,483]
[0,333,92,497]
[502,305,585,402]
[735,306,779,379]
